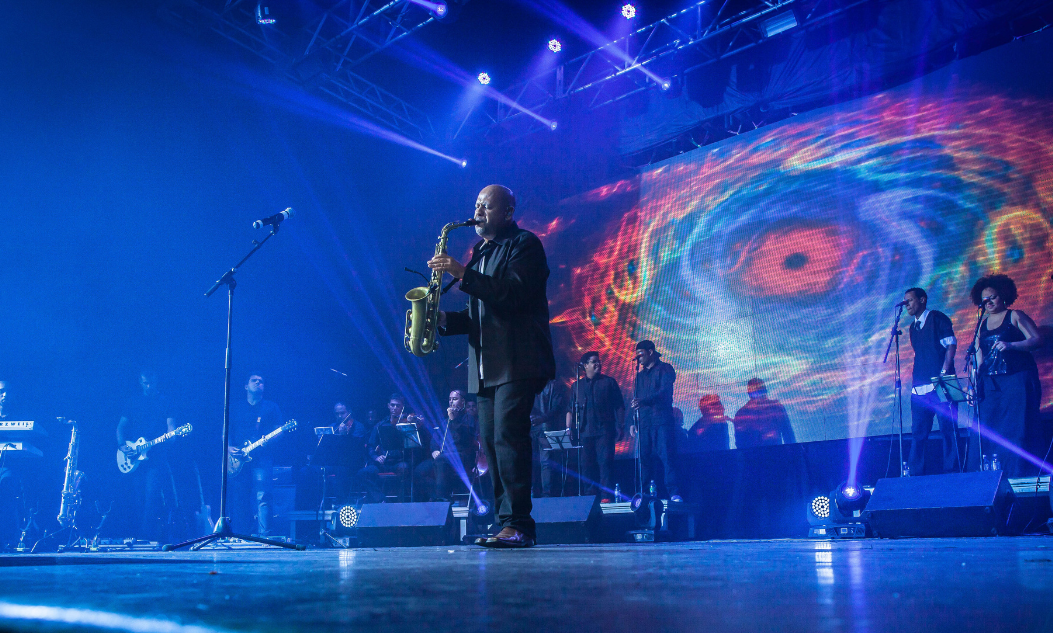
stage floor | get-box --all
[1,537,1052,632]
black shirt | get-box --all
[531,379,566,432]
[980,310,1037,376]
[230,398,283,462]
[732,397,795,448]
[120,392,174,459]
[430,411,476,468]
[633,360,676,427]
[908,310,956,387]
[569,373,625,438]
[367,419,431,463]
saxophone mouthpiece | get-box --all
[463,219,481,226]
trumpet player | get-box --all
[428,184,556,549]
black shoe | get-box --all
[484,528,535,549]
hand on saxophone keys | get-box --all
[428,254,466,279]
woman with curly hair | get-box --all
[969,274,1043,476]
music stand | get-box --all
[397,423,423,502]
[931,375,970,404]
[542,431,582,496]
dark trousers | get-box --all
[132,460,173,542]
[969,371,1042,477]
[354,461,410,503]
[477,379,545,539]
[230,465,273,536]
[581,434,615,498]
[530,427,557,497]
[415,456,469,501]
[639,424,679,498]
[908,391,960,475]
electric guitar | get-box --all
[116,424,193,474]
[227,419,297,477]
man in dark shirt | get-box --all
[356,394,430,502]
[431,184,556,548]
[567,352,625,502]
[117,370,177,542]
[630,341,681,502]
[422,390,477,501]
[530,379,565,497]
[228,373,283,536]
[904,287,960,475]
[732,378,795,448]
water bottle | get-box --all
[901,461,910,477]
[982,454,990,471]
[614,484,621,502]
[648,480,657,497]
[991,454,1001,471]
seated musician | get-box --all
[418,390,478,502]
[355,394,430,502]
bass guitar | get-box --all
[116,423,193,474]
[228,419,297,477]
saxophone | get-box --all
[405,219,478,357]
[57,418,83,529]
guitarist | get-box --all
[229,373,283,537]
[116,370,177,542]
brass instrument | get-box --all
[405,219,478,357]
[57,417,83,529]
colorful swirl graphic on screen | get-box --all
[552,90,1053,442]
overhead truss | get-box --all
[457,0,872,141]
[161,0,437,141]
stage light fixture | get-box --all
[548,38,562,53]
[761,11,797,37]
[809,495,831,523]
[832,481,871,516]
[549,120,558,131]
[332,504,359,535]
[472,501,490,517]
[460,159,468,168]
[621,4,636,19]
[255,3,276,25]
[435,2,448,17]
[659,79,672,91]
[477,72,491,85]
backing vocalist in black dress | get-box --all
[969,274,1043,477]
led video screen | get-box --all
[540,72,1053,446]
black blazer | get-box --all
[442,221,556,393]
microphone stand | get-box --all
[632,356,642,497]
[963,305,986,468]
[882,304,906,477]
[165,225,304,551]
[572,364,583,497]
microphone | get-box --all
[252,207,294,229]
[893,300,908,307]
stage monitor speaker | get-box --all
[532,495,602,544]
[863,471,1012,538]
[356,502,455,547]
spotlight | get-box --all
[549,120,558,131]
[832,481,871,516]
[477,72,491,85]
[548,38,562,53]
[255,3,276,25]
[472,501,490,517]
[621,4,636,19]
[809,495,831,523]
[434,2,448,17]
[659,79,672,91]
[460,159,468,168]
[331,504,359,535]
[761,11,797,38]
